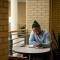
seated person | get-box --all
[28,21,52,60]
[29,21,51,48]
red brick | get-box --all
[0,32,8,37]
[0,14,8,19]
[0,20,8,25]
[0,8,8,14]
[0,43,8,50]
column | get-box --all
[10,0,18,31]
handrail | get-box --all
[9,31,20,33]
[9,38,19,41]
[8,30,26,55]
[13,40,24,45]
[9,30,26,33]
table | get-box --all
[13,46,50,60]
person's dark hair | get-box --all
[32,20,40,28]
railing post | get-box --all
[9,32,13,55]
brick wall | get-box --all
[0,0,8,60]
[50,0,60,48]
[18,2,26,28]
[52,0,60,34]
[26,0,49,32]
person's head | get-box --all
[32,20,41,35]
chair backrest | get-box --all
[9,55,27,60]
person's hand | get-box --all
[34,44,42,48]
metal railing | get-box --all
[8,31,26,55]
